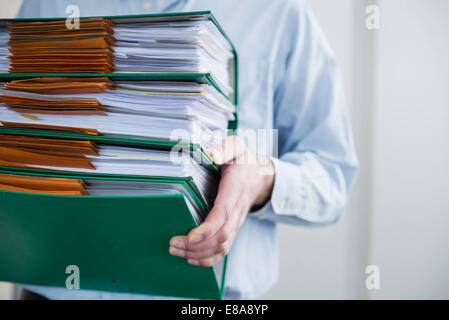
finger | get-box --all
[170,233,231,259]
[187,169,245,245]
[188,254,224,268]
[169,246,187,258]
[187,240,232,260]
[172,230,223,252]
[206,136,247,165]
[172,240,232,260]
[171,210,239,259]
[185,233,220,251]
[169,234,225,258]
[185,192,248,259]
[186,222,236,253]
[169,235,188,249]
[187,196,241,246]
[187,202,229,245]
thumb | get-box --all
[187,203,228,245]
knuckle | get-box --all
[195,224,212,240]
[199,258,215,267]
[186,250,202,259]
[218,226,232,243]
[218,242,230,255]
[200,229,211,239]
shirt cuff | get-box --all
[250,157,307,221]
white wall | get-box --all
[265,0,449,300]
[0,0,22,18]
[370,0,449,299]
[267,0,449,300]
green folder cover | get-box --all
[0,167,227,299]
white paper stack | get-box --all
[85,178,207,222]
[0,78,235,149]
[113,19,234,96]
[0,27,9,72]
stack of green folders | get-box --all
[0,11,238,299]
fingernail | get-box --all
[170,239,185,249]
[189,234,204,244]
[188,259,199,266]
[169,247,185,257]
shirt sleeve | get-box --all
[251,0,359,225]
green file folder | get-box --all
[0,73,238,130]
[0,125,227,298]
[0,127,221,175]
[0,166,227,299]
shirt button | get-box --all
[143,2,152,9]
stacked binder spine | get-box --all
[0,12,237,299]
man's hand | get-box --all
[169,136,275,267]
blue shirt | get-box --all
[17,0,358,299]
